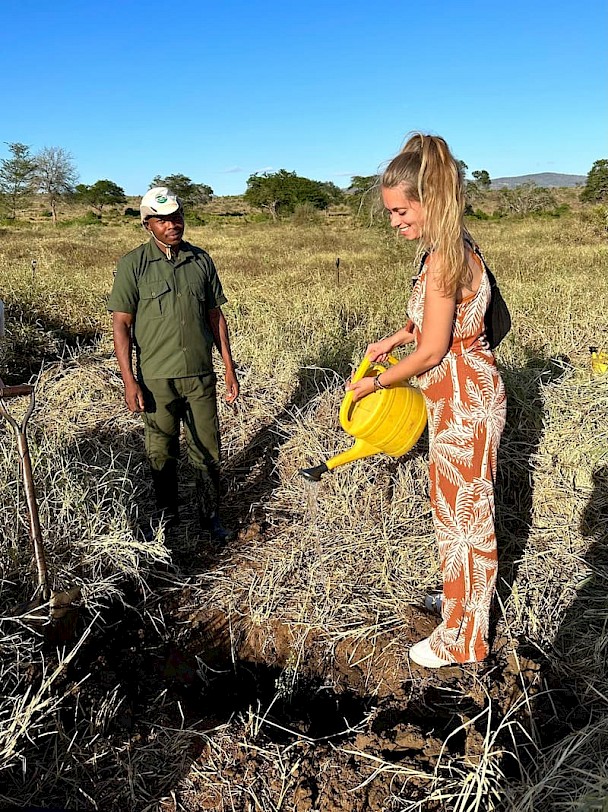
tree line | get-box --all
[0,143,216,225]
[1,142,606,225]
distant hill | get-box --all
[490,173,585,189]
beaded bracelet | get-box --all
[374,375,388,391]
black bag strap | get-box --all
[464,238,511,348]
[415,240,501,295]
[412,249,430,287]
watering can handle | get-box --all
[350,354,399,384]
[342,354,400,415]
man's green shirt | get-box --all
[108,238,227,379]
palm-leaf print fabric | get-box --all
[408,248,507,662]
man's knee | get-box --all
[183,403,220,468]
[143,420,180,469]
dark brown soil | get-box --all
[162,600,543,811]
[10,526,584,812]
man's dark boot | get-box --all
[201,513,235,543]
[195,468,234,543]
[150,460,179,528]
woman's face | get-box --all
[382,186,424,240]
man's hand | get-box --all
[225,369,239,404]
[124,379,145,413]
[208,307,239,405]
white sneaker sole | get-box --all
[409,638,454,668]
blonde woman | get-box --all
[347,134,506,668]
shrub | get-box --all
[497,184,558,216]
[528,203,571,219]
[579,205,608,238]
[58,211,103,228]
[291,202,323,225]
[467,208,502,221]
[184,211,205,226]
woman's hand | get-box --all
[346,375,375,403]
[365,337,397,363]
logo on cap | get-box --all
[155,194,168,203]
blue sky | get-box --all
[1,0,606,196]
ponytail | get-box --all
[382,133,469,295]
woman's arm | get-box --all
[366,321,416,363]
[348,256,455,401]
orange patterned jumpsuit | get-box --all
[408,246,507,663]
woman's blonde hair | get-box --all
[382,133,470,295]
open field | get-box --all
[1,209,608,810]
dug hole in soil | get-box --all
[40,519,583,812]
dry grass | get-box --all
[0,209,607,810]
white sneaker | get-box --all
[409,637,455,668]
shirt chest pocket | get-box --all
[187,272,207,304]
[139,279,171,318]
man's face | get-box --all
[145,211,185,246]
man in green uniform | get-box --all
[108,187,239,541]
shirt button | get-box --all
[177,292,182,297]
[183,347,187,352]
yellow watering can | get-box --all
[590,346,608,375]
[299,355,427,481]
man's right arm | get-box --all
[112,311,145,413]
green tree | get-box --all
[346,174,380,222]
[244,170,292,220]
[34,146,78,225]
[75,179,126,214]
[150,174,213,206]
[0,142,38,218]
[457,160,468,179]
[472,170,491,190]
[581,159,608,203]
[316,180,344,206]
[465,169,492,209]
[349,175,378,195]
[245,170,341,220]
[290,176,342,209]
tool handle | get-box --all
[16,432,50,597]
[0,386,36,434]
[0,384,34,399]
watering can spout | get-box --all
[299,438,379,481]
[325,438,379,471]
[299,463,329,482]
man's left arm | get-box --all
[208,307,239,404]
